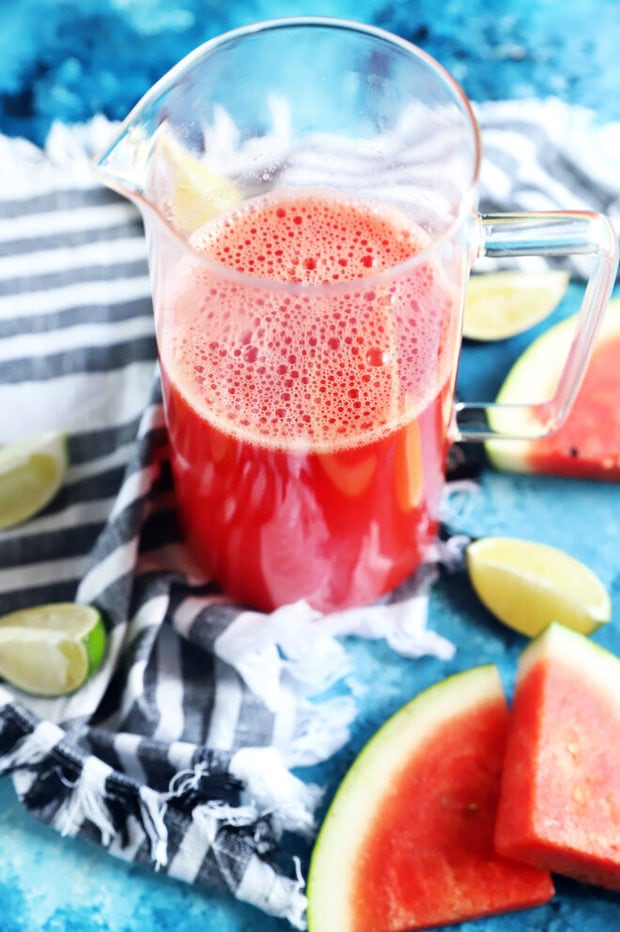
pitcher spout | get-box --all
[93,122,153,201]
[94,109,243,239]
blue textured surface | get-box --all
[1,1,620,930]
[1,0,620,142]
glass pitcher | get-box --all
[93,18,618,613]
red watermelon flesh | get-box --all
[527,330,620,479]
[495,623,620,890]
[485,300,620,480]
[306,666,554,931]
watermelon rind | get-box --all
[517,621,620,696]
[306,665,504,931]
[485,297,620,474]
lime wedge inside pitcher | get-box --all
[153,134,241,235]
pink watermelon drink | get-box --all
[157,188,460,612]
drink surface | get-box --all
[158,187,457,611]
[169,188,454,453]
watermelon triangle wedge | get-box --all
[486,297,620,479]
[496,622,620,891]
[306,665,554,931]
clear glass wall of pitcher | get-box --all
[94,18,618,613]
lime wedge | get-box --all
[0,603,106,696]
[0,430,68,530]
[152,133,241,236]
[466,536,611,638]
[463,270,569,341]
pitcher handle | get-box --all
[455,210,618,441]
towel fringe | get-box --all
[138,785,169,868]
[231,747,321,839]
[54,756,117,845]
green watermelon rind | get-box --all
[485,297,620,474]
[517,621,620,696]
[306,664,504,931]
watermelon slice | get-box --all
[495,623,620,890]
[485,297,620,479]
[306,665,554,931]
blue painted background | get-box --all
[1,1,619,930]
[1,0,619,142]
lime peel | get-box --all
[0,430,68,530]
[0,603,106,697]
[466,536,611,638]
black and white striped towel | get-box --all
[0,100,618,928]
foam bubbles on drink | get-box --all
[171,188,456,451]
[366,347,389,367]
